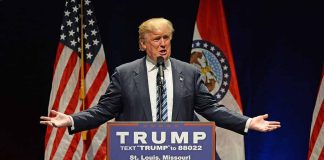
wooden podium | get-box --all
[107,122,215,160]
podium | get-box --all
[107,122,215,160]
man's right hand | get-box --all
[40,110,72,128]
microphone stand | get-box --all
[157,73,163,121]
[156,56,164,121]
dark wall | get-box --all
[0,0,322,159]
[223,1,323,159]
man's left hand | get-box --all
[249,114,281,132]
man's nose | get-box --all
[160,38,166,46]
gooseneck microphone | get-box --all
[156,56,164,121]
[156,56,165,85]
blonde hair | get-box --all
[138,18,174,50]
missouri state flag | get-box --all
[190,0,245,159]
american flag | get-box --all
[308,66,324,160]
[191,0,245,159]
[44,0,110,159]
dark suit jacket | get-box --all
[69,57,249,134]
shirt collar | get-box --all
[146,56,171,72]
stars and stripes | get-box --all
[44,0,110,159]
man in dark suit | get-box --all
[41,18,280,135]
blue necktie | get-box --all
[156,73,168,121]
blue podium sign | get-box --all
[107,122,215,160]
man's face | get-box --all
[141,25,172,62]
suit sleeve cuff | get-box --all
[69,115,75,130]
[244,118,252,133]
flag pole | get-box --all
[79,0,87,141]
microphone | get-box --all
[156,56,164,121]
[156,56,164,86]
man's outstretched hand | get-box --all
[40,110,72,128]
[249,114,281,132]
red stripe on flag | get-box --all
[94,135,108,160]
[307,101,324,160]
[63,133,81,160]
[196,0,242,108]
[45,51,78,149]
[197,0,230,52]
[81,128,99,159]
[49,128,68,160]
[85,61,108,109]
[82,63,91,110]
[85,61,91,78]
[64,74,81,115]
[52,43,65,78]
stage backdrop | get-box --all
[0,0,322,159]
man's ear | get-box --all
[140,40,146,50]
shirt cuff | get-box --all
[68,116,75,130]
[244,118,252,133]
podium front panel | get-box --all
[107,122,215,160]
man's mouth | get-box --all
[159,49,167,54]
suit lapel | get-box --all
[171,58,184,120]
[133,57,152,121]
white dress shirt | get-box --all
[146,56,173,122]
